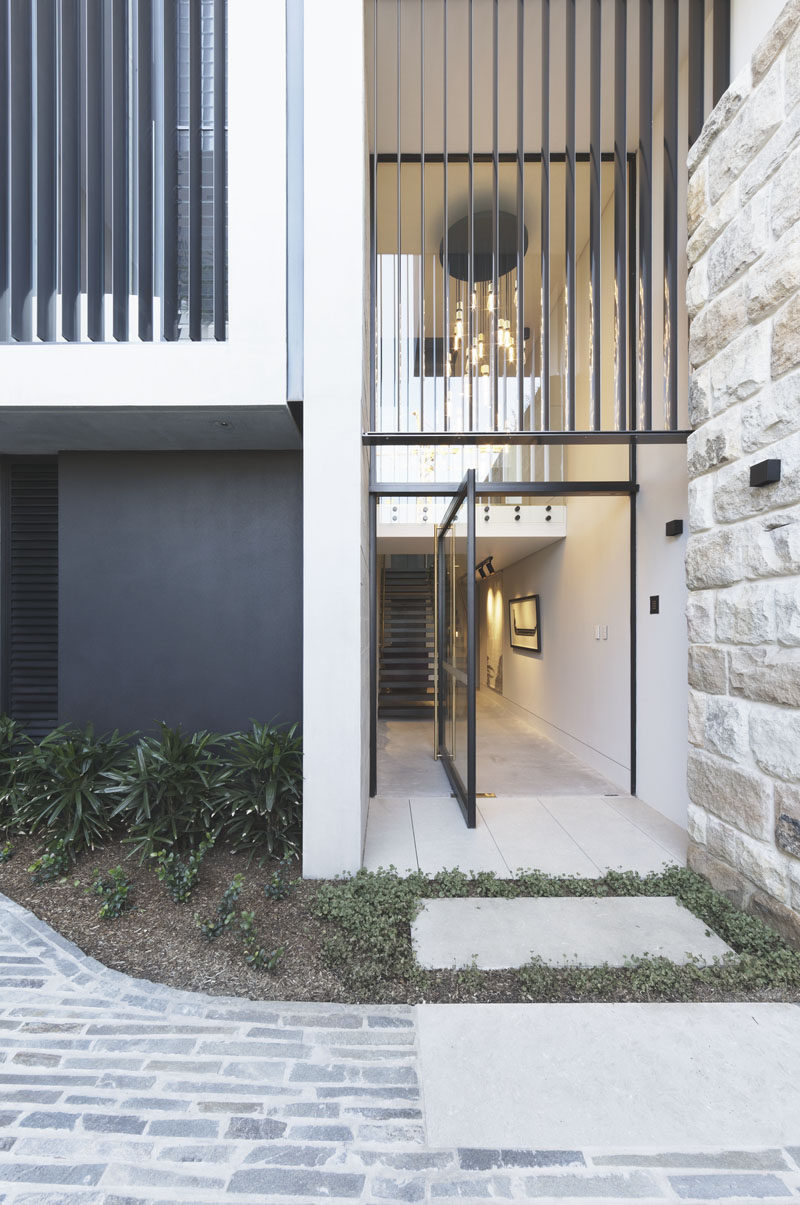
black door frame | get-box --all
[436,469,477,827]
[367,444,654,805]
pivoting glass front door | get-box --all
[436,470,476,827]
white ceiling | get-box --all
[367,0,700,156]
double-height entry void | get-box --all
[364,0,726,873]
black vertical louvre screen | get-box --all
[5,462,59,740]
[368,0,725,454]
[0,0,227,344]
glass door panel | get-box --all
[437,470,476,826]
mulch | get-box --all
[0,836,351,1003]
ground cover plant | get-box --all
[1,836,799,1003]
[153,836,215,902]
[312,865,800,1002]
[86,866,134,919]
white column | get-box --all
[302,0,369,876]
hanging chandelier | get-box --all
[439,211,529,380]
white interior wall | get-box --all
[635,442,690,828]
[476,440,689,828]
[492,489,631,792]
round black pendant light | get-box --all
[439,211,529,282]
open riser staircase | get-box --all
[379,565,435,719]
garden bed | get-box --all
[2,843,799,1005]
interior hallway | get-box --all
[378,689,623,799]
[367,692,687,876]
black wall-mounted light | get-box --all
[475,556,495,580]
[665,519,684,537]
[750,459,781,487]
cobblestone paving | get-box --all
[1,891,800,1202]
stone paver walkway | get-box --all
[1,890,799,1202]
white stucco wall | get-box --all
[731,0,789,81]
[635,443,691,827]
[302,0,369,878]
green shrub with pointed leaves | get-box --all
[0,715,25,832]
[13,725,128,853]
[105,725,232,860]
[219,722,302,860]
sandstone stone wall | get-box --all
[686,0,800,946]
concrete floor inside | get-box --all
[365,691,687,876]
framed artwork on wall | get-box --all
[509,594,541,652]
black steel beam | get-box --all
[112,0,128,341]
[689,0,705,147]
[61,0,80,343]
[363,429,690,446]
[378,151,624,164]
[638,0,653,430]
[213,0,227,341]
[36,0,57,343]
[188,0,201,340]
[540,0,550,431]
[664,0,679,431]
[465,467,476,826]
[369,497,377,797]
[138,0,153,341]
[589,0,601,431]
[0,0,8,342]
[491,0,499,430]
[629,438,638,796]
[713,0,730,105]
[0,1,7,343]
[163,0,179,340]
[372,480,638,498]
[10,0,32,341]
[564,0,576,431]
[516,0,524,431]
[614,0,627,431]
[86,0,105,342]
[396,0,402,431]
[467,0,475,430]
[443,0,449,431]
[419,0,426,431]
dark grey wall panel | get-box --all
[58,452,302,734]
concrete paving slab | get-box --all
[417,1003,800,1150]
[363,797,418,872]
[539,796,681,874]
[411,897,733,968]
[410,797,510,876]
[476,797,602,877]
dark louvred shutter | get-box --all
[6,461,58,738]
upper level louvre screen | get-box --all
[367,0,723,439]
[0,0,227,344]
